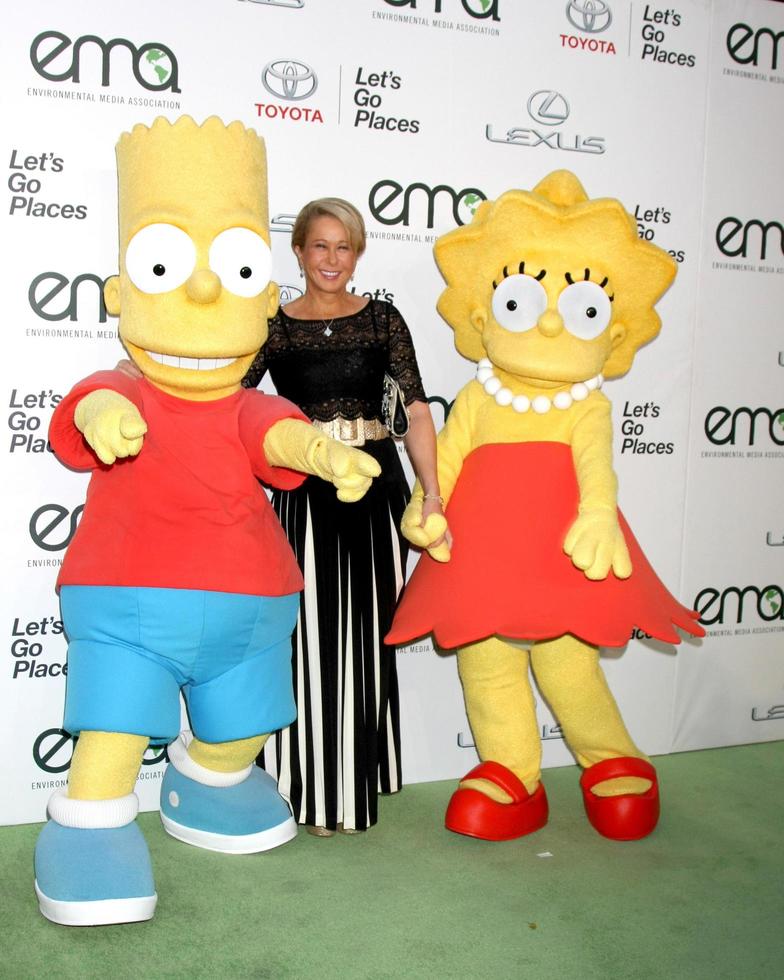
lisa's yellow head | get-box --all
[104,115,278,400]
[434,171,676,385]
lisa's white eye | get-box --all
[491,274,548,333]
[125,224,196,294]
[558,281,612,339]
[209,228,271,298]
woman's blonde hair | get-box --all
[292,197,366,256]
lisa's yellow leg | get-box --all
[68,731,149,800]
[531,635,651,796]
[188,734,268,773]
[457,636,541,801]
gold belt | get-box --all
[311,416,389,446]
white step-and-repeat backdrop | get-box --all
[2,0,781,824]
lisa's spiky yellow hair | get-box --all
[434,170,676,378]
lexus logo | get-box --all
[566,0,612,33]
[278,284,303,304]
[527,91,570,126]
[261,59,318,100]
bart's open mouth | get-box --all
[145,352,238,371]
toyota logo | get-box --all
[527,91,570,126]
[566,0,613,34]
[261,60,318,101]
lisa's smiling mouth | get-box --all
[145,351,238,371]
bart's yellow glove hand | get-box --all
[74,389,147,465]
[400,495,451,563]
[264,418,380,502]
[564,509,632,581]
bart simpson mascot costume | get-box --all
[387,171,703,843]
[34,116,380,927]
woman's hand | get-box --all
[115,358,142,379]
[401,493,451,562]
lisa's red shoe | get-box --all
[445,761,548,841]
[580,757,660,841]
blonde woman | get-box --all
[243,198,443,834]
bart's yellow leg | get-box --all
[531,635,651,797]
[457,636,541,802]
[188,734,268,773]
[68,730,149,800]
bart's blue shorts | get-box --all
[60,586,298,745]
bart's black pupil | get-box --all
[153,264,166,277]
[586,307,597,318]
[506,300,517,311]
[240,267,252,279]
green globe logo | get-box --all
[457,192,483,225]
[763,589,781,617]
[138,48,173,87]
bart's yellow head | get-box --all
[435,171,676,384]
[104,115,278,400]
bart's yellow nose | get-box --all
[537,309,564,338]
[186,268,222,304]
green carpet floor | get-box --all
[5,742,783,980]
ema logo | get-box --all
[486,90,605,154]
[726,22,784,70]
[704,406,784,447]
[29,272,108,323]
[237,0,305,7]
[30,31,179,91]
[716,216,784,261]
[694,583,783,626]
[368,179,485,228]
[256,59,323,123]
[29,503,83,550]
[566,0,612,33]
[383,0,500,20]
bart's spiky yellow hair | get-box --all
[435,170,676,378]
[115,115,269,242]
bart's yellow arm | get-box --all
[263,418,380,503]
[401,382,478,562]
[564,395,631,581]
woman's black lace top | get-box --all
[242,300,426,423]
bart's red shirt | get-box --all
[50,371,308,596]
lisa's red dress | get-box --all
[387,442,703,650]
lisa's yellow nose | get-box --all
[537,308,564,338]
[186,268,222,304]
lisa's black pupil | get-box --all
[153,264,166,277]
[240,267,252,279]
[586,307,597,318]
[506,300,517,311]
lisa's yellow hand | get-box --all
[564,510,632,581]
[310,440,381,503]
[73,389,147,465]
[400,496,451,562]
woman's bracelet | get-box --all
[422,494,444,504]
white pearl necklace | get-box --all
[476,358,603,414]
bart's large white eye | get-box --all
[558,281,612,339]
[125,224,196,294]
[491,274,548,333]
[209,228,272,298]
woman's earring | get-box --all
[299,266,304,278]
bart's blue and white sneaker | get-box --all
[34,790,157,926]
[159,734,297,854]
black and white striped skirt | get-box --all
[259,438,410,831]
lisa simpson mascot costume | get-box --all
[34,116,379,926]
[388,171,703,844]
